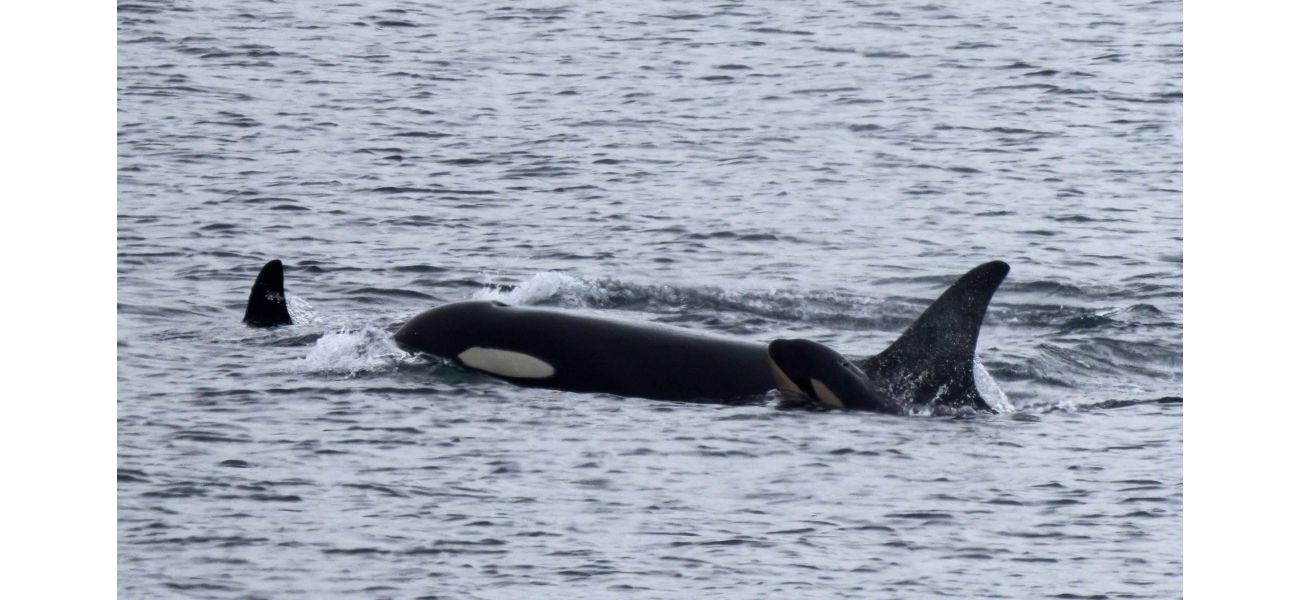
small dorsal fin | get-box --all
[860,260,1009,412]
[243,260,292,327]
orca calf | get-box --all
[243,259,1009,414]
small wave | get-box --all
[1084,396,1182,411]
[990,337,1180,398]
[470,272,881,330]
[472,271,608,305]
[1056,304,1169,333]
[1058,313,1118,332]
[1013,396,1180,415]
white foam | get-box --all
[974,360,1014,413]
[296,326,405,376]
[285,293,319,324]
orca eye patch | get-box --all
[457,347,556,379]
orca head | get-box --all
[394,301,558,380]
[767,338,895,412]
[393,301,506,356]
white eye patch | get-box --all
[810,378,845,410]
[457,347,555,379]
[768,356,802,395]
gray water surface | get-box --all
[118,1,1182,597]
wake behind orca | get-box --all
[242,259,1010,414]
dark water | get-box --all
[118,1,1182,597]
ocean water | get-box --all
[118,1,1182,598]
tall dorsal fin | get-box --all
[243,260,292,327]
[860,260,1009,412]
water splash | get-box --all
[296,327,406,376]
[286,293,319,324]
[974,360,1014,413]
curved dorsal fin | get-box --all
[860,260,1009,412]
[243,260,292,327]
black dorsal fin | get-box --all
[860,260,1009,412]
[243,260,292,327]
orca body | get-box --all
[244,259,1009,414]
[394,301,775,401]
[391,261,1009,413]
[767,338,899,413]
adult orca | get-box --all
[243,259,1009,414]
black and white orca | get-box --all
[243,259,1009,414]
